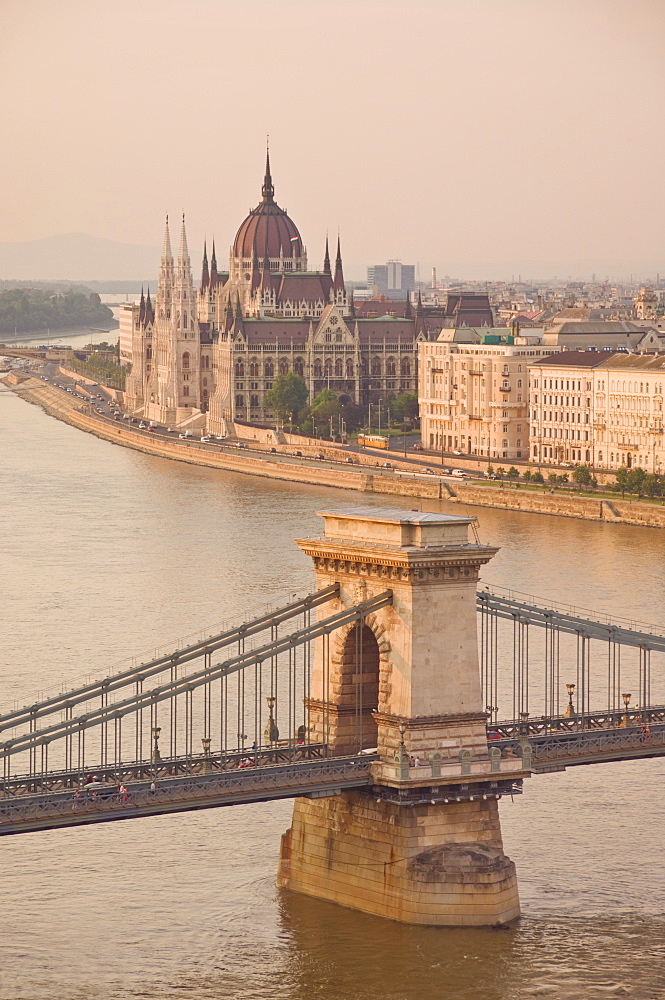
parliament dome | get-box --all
[232,152,304,262]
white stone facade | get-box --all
[418,335,556,461]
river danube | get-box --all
[1,383,664,1000]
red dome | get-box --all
[232,153,304,261]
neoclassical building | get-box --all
[122,153,449,434]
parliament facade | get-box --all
[122,153,479,434]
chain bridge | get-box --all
[3,507,664,925]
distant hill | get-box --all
[0,233,160,282]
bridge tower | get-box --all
[278,507,525,926]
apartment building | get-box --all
[418,332,555,460]
[529,351,665,472]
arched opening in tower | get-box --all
[338,623,380,752]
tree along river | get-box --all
[1,381,664,1000]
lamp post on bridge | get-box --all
[564,683,576,719]
[151,726,162,766]
[621,691,632,728]
[265,695,279,745]
[201,736,212,774]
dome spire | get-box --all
[262,138,274,201]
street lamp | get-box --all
[201,736,212,773]
[621,691,632,728]
[265,695,279,744]
[378,398,383,434]
[564,683,576,718]
[151,726,162,765]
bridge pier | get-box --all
[278,506,524,926]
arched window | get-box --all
[386,357,396,376]
[203,355,209,369]
[203,377,208,387]
[183,385,189,397]
[183,312,188,329]
[182,352,190,369]
[294,357,304,376]
[249,360,259,378]
[235,394,245,408]
[265,360,274,377]
[313,359,322,378]
[250,394,259,408]
[346,358,354,378]
[371,356,381,376]
[279,358,289,375]
[324,358,333,377]
[335,358,343,377]
[235,361,244,377]
[401,358,411,376]
[146,347,152,360]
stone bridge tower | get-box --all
[278,507,525,926]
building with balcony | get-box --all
[418,331,555,460]
[529,351,665,472]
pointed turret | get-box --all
[262,143,274,202]
[145,287,153,324]
[225,295,235,331]
[201,240,209,291]
[138,286,145,324]
[323,236,331,276]
[333,236,345,292]
[405,290,412,319]
[235,291,243,320]
[348,290,356,318]
[161,215,173,264]
[178,213,190,267]
[414,289,426,336]
[210,239,218,290]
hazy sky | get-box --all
[2,0,665,280]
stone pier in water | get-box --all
[278,507,525,926]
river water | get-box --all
[1,383,665,1000]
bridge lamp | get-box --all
[564,683,576,719]
[151,726,162,765]
[399,721,407,751]
[201,737,212,756]
[622,692,632,709]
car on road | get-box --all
[200,436,212,443]
[147,426,157,432]
[382,461,393,469]
[451,469,470,478]
[412,443,423,451]
[139,422,147,428]
[293,450,303,457]
[422,467,435,475]
[270,447,277,453]
[345,456,354,464]
[314,453,324,460]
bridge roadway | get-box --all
[1,715,664,836]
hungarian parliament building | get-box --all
[121,152,492,435]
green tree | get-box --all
[626,467,647,496]
[507,466,519,479]
[391,392,419,423]
[572,464,593,487]
[532,471,544,484]
[614,466,629,496]
[310,389,343,435]
[522,469,533,481]
[643,473,663,498]
[264,373,308,424]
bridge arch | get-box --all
[326,613,391,752]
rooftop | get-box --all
[318,507,474,524]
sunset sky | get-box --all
[2,0,664,279]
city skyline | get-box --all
[2,0,665,279]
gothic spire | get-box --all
[139,286,145,324]
[201,240,209,290]
[178,213,190,265]
[262,141,274,201]
[161,215,173,263]
[333,235,345,292]
[210,239,218,289]
[323,235,331,276]
[405,289,412,319]
[145,286,153,323]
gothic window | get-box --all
[249,360,259,378]
[183,386,190,397]
[294,357,304,376]
[182,352,190,369]
[203,377,208,387]
[203,355,210,369]
[146,347,152,360]
[250,394,259,408]
[387,357,396,376]
[324,358,333,377]
[183,312,188,329]
[401,358,411,376]
[346,359,354,378]
[313,359,322,378]
[371,357,381,377]
[265,360,274,377]
[235,361,244,377]
[235,394,245,408]
[335,358,343,377]
[279,358,289,375]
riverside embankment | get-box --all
[7,373,665,528]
